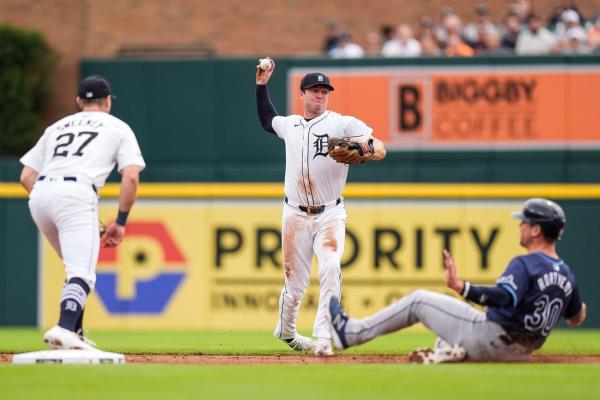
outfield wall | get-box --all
[67,56,599,183]
[1,56,599,328]
[1,184,599,329]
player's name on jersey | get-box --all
[57,117,105,131]
[537,271,573,296]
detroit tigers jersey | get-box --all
[272,110,372,206]
[20,111,145,188]
[486,252,583,348]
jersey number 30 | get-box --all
[523,294,563,337]
[53,131,99,157]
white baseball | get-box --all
[259,58,273,71]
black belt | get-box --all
[284,196,341,215]
[38,175,97,194]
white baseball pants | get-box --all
[28,178,100,290]
[274,202,347,340]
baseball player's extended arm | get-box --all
[443,249,512,307]
[102,165,140,248]
[19,166,39,194]
[256,57,278,134]
[256,85,278,134]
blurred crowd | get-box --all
[323,0,600,58]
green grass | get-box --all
[1,327,599,355]
[0,328,435,354]
[1,329,599,400]
[1,364,599,400]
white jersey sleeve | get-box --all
[342,116,373,142]
[20,128,49,173]
[116,122,146,172]
[271,115,293,139]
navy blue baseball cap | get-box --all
[300,72,334,91]
[511,198,566,240]
[78,75,116,99]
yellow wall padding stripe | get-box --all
[2,182,600,199]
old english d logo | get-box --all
[96,222,187,314]
[313,133,329,158]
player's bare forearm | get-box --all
[448,277,465,294]
[19,166,39,193]
[102,165,140,248]
[118,165,141,212]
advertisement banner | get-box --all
[288,67,600,149]
[40,200,522,330]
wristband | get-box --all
[116,210,129,226]
[461,281,471,298]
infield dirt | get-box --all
[2,354,600,364]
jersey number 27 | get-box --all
[53,131,98,157]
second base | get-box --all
[12,349,126,364]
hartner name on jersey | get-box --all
[537,271,572,297]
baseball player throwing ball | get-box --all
[328,198,587,363]
[20,75,146,350]
[255,57,387,356]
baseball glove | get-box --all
[328,137,374,164]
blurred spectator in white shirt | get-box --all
[559,26,591,54]
[516,14,557,55]
[548,0,585,31]
[329,32,366,58]
[554,9,583,40]
[381,24,422,57]
[552,9,591,53]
